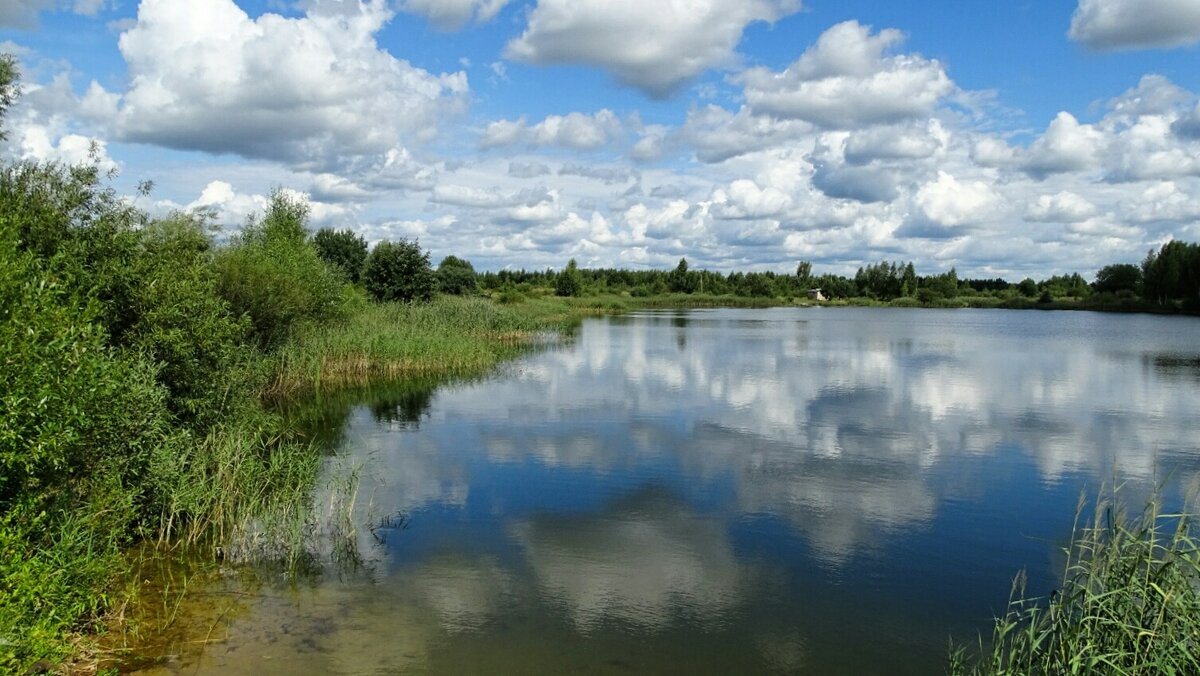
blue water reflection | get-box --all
[200,308,1200,675]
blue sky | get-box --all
[3,0,1200,277]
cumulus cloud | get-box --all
[843,122,945,164]
[1069,0,1200,50]
[711,179,792,219]
[1023,112,1104,178]
[736,21,954,128]
[811,162,898,203]
[1173,103,1200,138]
[1025,191,1098,223]
[186,180,349,227]
[100,0,467,171]
[508,160,551,178]
[0,0,105,29]
[12,127,117,172]
[903,171,999,238]
[0,0,54,28]
[682,105,811,163]
[481,110,620,150]
[398,0,508,30]
[504,0,801,97]
[558,162,634,185]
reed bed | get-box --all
[267,295,585,397]
[950,489,1200,676]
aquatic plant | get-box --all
[949,489,1200,676]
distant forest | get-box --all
[443,240,1199,311]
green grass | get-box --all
[267,295,594,397]
[950,488,1200,676]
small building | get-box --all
[807,288,827,301]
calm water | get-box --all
[193,308,1200,675]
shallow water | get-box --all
[185,308,1200,675]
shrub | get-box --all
[363,239,436,303]
[215,191,351,348]
[437,255,478,296]
[555,258,582,297]
[128,215,252,430]
[313,228,368,284]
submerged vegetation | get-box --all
[950,490,1200,675]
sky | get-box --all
[2,0,1200,278]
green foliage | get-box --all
[795,261,812,288]
[215,191,352,348]
[667,258,695,293]
[1018,278,1038,297]
[437,255,478,295]
[950,490,1200,676]
[555,258,583,297]
[127,215,252,431]
[1142,240,1200,306]
[363,238,436,303]
[313,227,368,284]
[1093,263,1142,295]
[0,214,181,671]
[0,54,17,141]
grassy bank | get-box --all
[950,490,1200,675]
[267,295,600,398]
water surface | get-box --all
[192,308,1200,675]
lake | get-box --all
[187,307,1200,675]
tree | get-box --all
[364,239,436,302]
[0,54,17,141]
[1143,240,1200,305]
[796,261,813,288]
[1017,278,1038,298]
[1092,263,1142,295]
[555,258,582,297]
[437,255,477,295]
[667,257,694,293]
[313,228,368,283]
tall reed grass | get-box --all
[949,488,1200,675]
[267,295,586,397]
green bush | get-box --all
[313,227,368,284]
[437,255,477,296]
[0,218,181,669]
[127,215,253,430]
[363,239,436,303]
[555,258,582,297]
[215,191,352,348]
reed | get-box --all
[949,487,1200,675]
[266,295,588,397]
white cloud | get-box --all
[1123,181,1200,225]
[682,105,811,163]
[711,179,792,219]
[736,21,954,128]
[481,110,620,150]
[911,171,1000,231]
[13,127,117,172]
[811,161,898,203]
[0,0,105,28]
[505,0,801,97]
[1023,112,1104,178]
[1069,0,1200,50]
[508,161,551,178]
[103,0,467,171]
[1025,191,1098,223]
[843,121,945,164]
[398,0,508,30]
[183,180,349,228]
